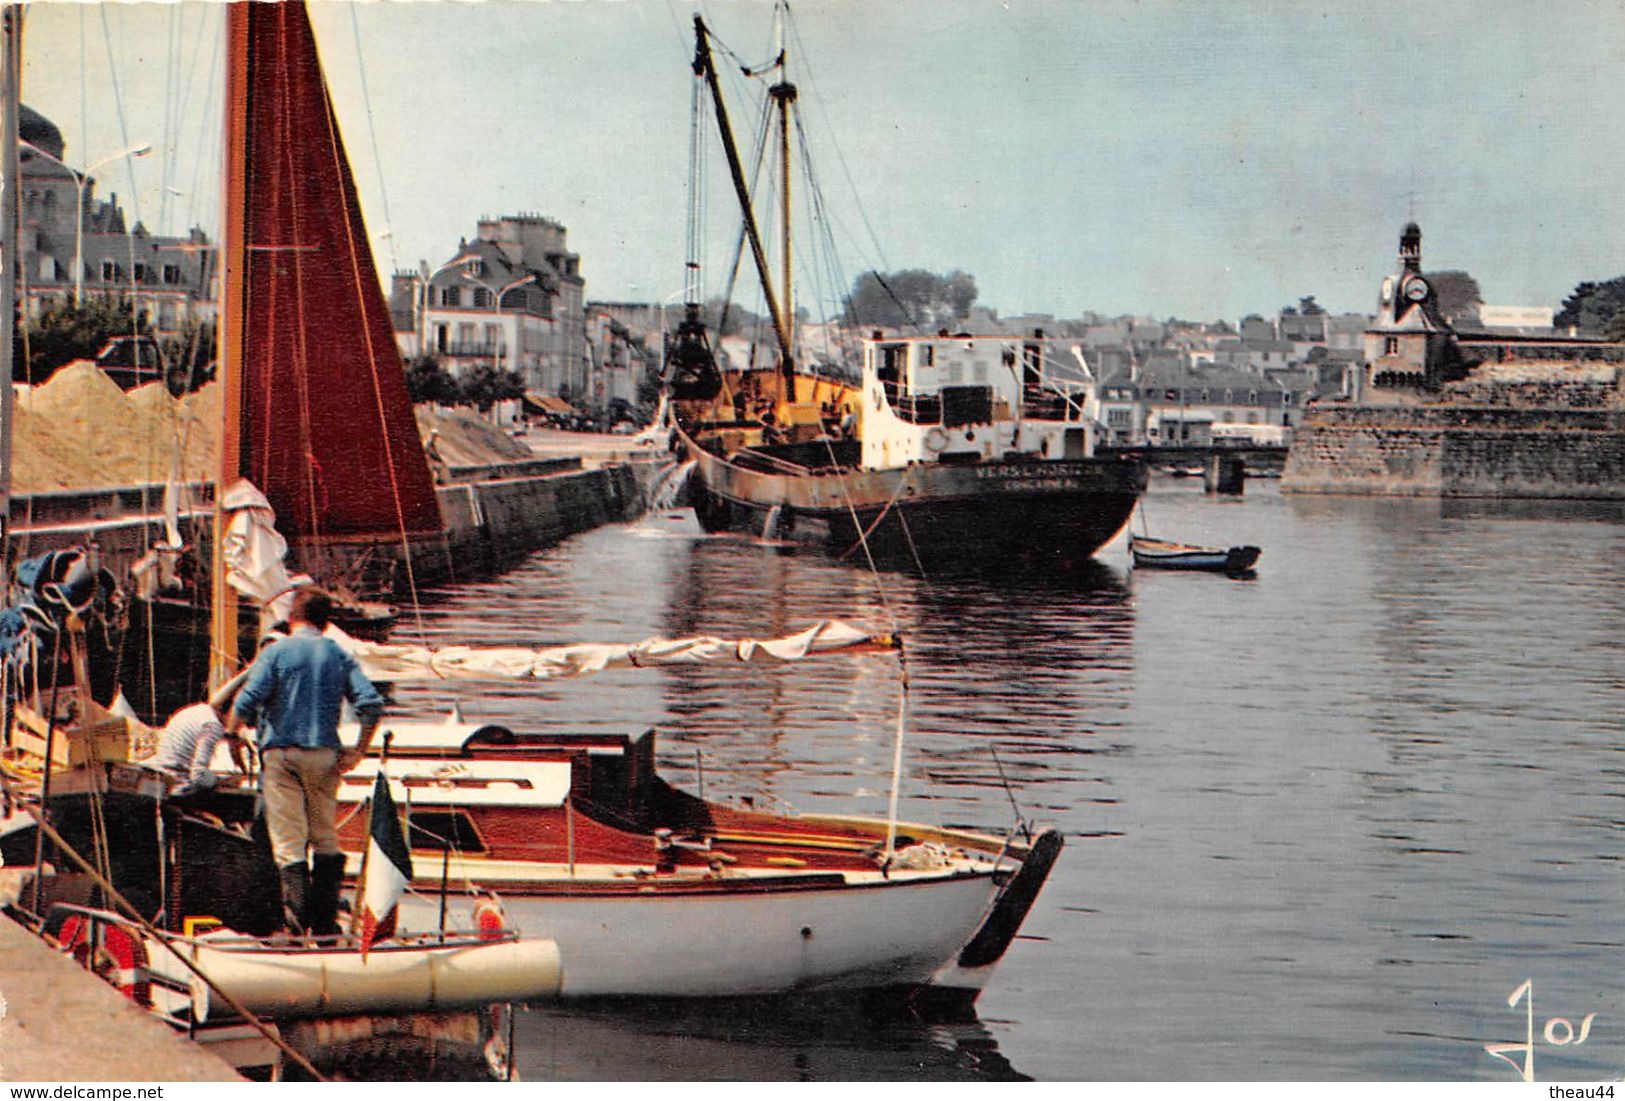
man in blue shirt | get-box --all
[225,587,384,935]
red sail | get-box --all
[223,2,439,541]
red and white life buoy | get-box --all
[58,916,151,1007]
[100,924,152,1007]
[473,896,507,941]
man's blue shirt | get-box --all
[232,626,383,751]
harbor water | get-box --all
[387,478,1625,1081]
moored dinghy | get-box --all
[1129,534,1261,574]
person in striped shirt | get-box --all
[149,701,249,797]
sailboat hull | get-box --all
[686,441,1146,568]
[399,865,1004,1000]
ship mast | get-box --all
[768,7,797,396]
[210,3,250,689]
[0,5,19,567]
[692,14,797,399]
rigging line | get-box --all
[183,8,222,241]
[171,3,217,235]
[713,84,775,343]
[158,6,176,236]
[894,495,928,577]
[783,12,896,284]
[77,6,86,189]
[790,114,851,360]
[882,637,908,859]
[96,5,144,234]
[346,3,399,275]
[314,14,434,649]
[272,15,325,556]
[820,438,899,631]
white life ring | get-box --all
[923,427,949,453]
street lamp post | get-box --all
[462,271,538,377]
[25,140,153,303]
[417,252,480,359]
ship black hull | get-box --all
[686,443,1147,570]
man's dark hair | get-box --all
[289,587,333,628]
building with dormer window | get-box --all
[394,213,587,397]
[17,104,214,337]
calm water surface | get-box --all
[389,479,1625,1081]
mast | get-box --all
[0,4,18,567]
[210,3,250,688]
[768,14,798,398]
[692,15,796,390]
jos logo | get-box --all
[1484,980,1598,1082]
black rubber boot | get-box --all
[306,852,346,937]
[278,861,310,935]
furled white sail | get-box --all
[327,620,896,683]
[218,478,312,634]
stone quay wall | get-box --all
[1282,404,1625,499]
[3,458,667,589]
[434,457,661,577]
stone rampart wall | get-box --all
[1282,405,1625,499]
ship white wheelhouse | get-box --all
[860,334,1100,471]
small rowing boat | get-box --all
[1129,535,1261,574]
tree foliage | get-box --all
[844,269,978,330]
[458,363,526,412]
[1555,276,1625,335]
[1424,270,1484,325]
[404,355,462,406]
[403,355,525,412]
[17,297,151,383]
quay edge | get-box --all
[0,911,243,1082]
[2,452,672,591]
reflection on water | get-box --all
[518,997,1028,1082]
[391,482,1625,1081]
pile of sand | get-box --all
[11,362,215,492]
[414,405,533,467]
[8,363,525,494]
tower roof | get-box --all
[19,104,64,160]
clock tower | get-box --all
[1363,222,1452,394]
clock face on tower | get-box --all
[1404,277,1429,302]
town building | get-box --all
[17,105,214,336]
[1360,222,1454,393]
[1285,223,1625,499]
[395,213,588,401]
[1093,362,1314,447]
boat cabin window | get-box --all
[407,810,487,853]
[1022,344,1042,388]
[878,343,906,402]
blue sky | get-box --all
[21,0,1625,322]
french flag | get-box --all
[359,770,413,959]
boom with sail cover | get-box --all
[331,620,897,683]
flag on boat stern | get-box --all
[359,771,413,959]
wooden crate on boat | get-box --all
[10,705,135,770]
